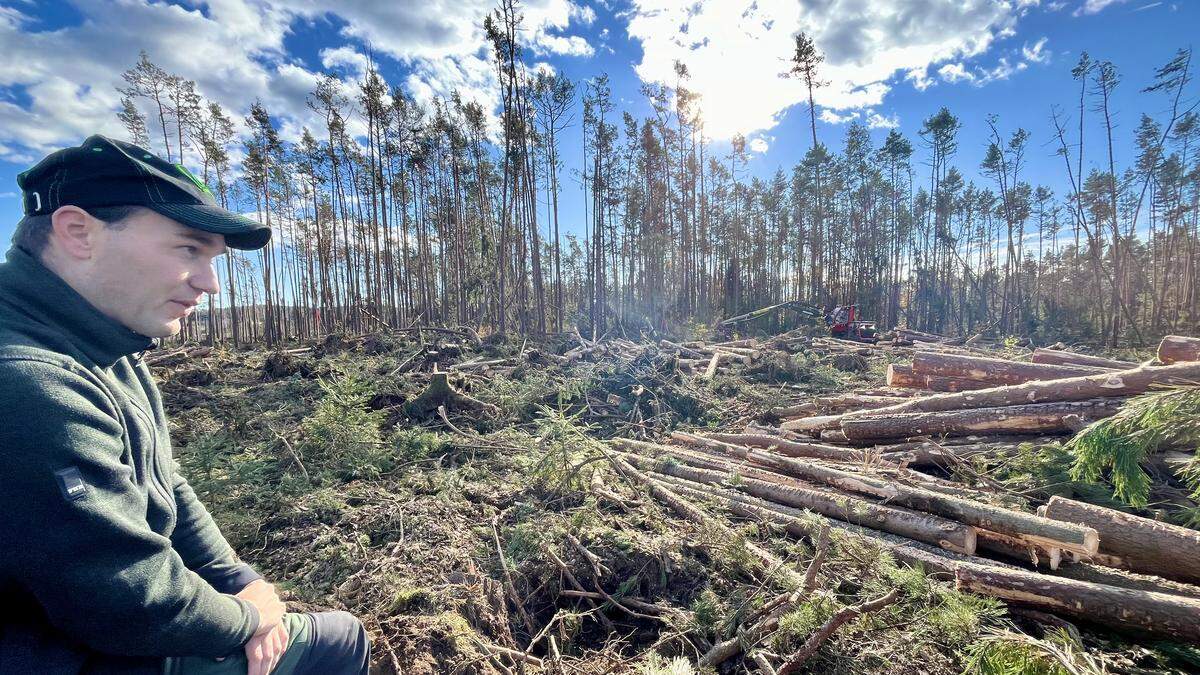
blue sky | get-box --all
[0,0,1195,249]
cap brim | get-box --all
[147,203,272,250]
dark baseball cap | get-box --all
[16,134,270,250]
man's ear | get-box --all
[49,206,100,260]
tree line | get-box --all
[114,1,1199,348]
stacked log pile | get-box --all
[606,333,1200,645]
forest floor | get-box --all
[155,328,1200,674]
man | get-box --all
[0,135,371,675]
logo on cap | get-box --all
[173,163,214,198]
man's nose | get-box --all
[191,261,221,296]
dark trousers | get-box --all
[161,611,370,675]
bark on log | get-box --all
[780,413,848,433]
[955,563,1200,644]
[1158,335,1200,364]
[886,363,927,389]
[1050,562,1200,601]
[912,352,1112,385]
[660,476,998,575]
[925,374,996,392]
[886,364,991,391]
[839,399,1123,441]
[623,452,977,554]
[841,362,1200,421]
[803,393,913,415]
[1031,348,1137,369]
[676,431,882,464]
[1041,496,1200,586]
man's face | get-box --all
[84,209,226,338]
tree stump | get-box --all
[404,371,500,418]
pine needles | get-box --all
[1067,387,1200,507]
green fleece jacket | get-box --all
[0,247,261,672]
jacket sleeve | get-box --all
[0,358,259,658]
[170,471,263,595]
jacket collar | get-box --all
[0,246,156,367]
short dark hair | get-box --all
[11,205,147,256]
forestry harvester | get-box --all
[826,304,877,343]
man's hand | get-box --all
[244,620,289,675]
[236,579,286,635]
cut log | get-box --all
[924,374,996,392]
[781,413,845,433]
[1158,335,1200,364]
[955,563,1200,644]
[806,393,913,415]
[1031,348,1137,369]
[622,453,977,554]
[839,362,1200,421]
[659,475,1000,575]
[885,364,990,391]
[1051,562,1200,601]
[675,431,882,464]
[1040,496,1200,586]
[691,442,1099,556]
[974,528,1063,569]
[840,399,1123,441]
[912,352,1111,385]
[886,363,927,389]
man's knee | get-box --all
[299,611,370,675]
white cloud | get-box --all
[748,137,769,153]
[865,111,899,129]
[938,62,976,84]
[531,34,595,57]
[1073,0,1132,15]
[981,57,1026,82]
[905,67,934,91]
[819,109,859,124]
[319,46,370,78]
[571,4,597,25]
[938,57,1027,87]
[1022,37,1050,63]
[625,0,1033,139]
[0,0,594,161]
